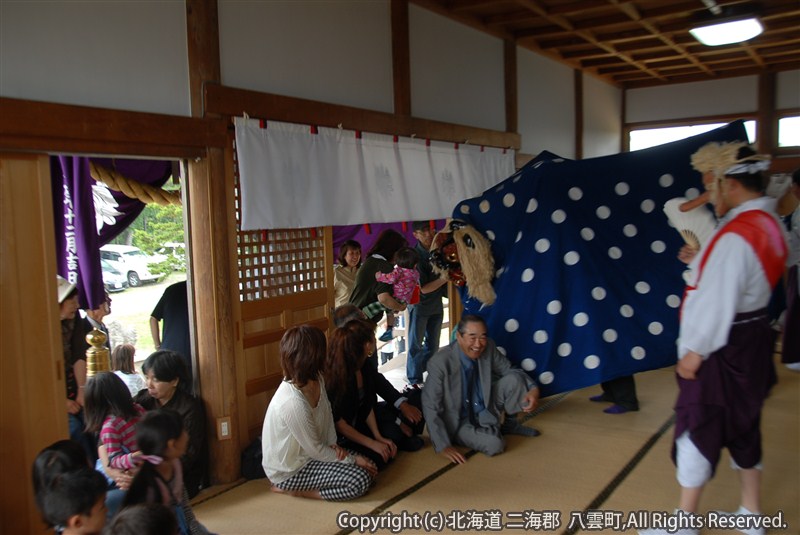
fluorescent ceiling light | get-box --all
[690,17,763,46]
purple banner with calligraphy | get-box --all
[51,156,105,310]
[51,156,173,309]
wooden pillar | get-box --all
[504,39,518,134]
[185,0,242,484]
[1,153,66,533]
[186,0,221,118]
[757,72,776,153]
[186,150,242,485]
[574,69,584,159]
[391,0,412,117]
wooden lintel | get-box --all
[0,97,227,157]
[204,84,521,150]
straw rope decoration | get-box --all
[89,161,182,206]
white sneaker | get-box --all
[710,506,765,535]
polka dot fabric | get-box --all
[452,124,749,396]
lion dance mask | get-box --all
[429,219,496,306]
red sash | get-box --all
[683,210,788,311]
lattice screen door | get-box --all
[232,136,333,438]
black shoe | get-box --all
[398,435,424,452]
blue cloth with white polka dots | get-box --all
[452,121,749,397]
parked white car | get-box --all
[100,258,129,292]
[99,244,164,287]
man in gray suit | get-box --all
[422,314,541,464]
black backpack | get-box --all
[240,437,266,480]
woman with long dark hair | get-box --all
[326,319,422,470]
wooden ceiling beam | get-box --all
[560,47,613,60]
[419,0,800,87]
[513,0,667,81]
[546,0,617,16]
[607,0,713,75]
[448,0,503,13]
[409,0,513,41]
[595,28,652,43]
[484,10,541,27]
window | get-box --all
[778,116,800,147]
[629,121,756,151]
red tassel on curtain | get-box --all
[355,131,362,139]
[310,228,317,238]
[310,125,318,135]
[393,135,398,143]
[259,119,266,129]
[401,222,408,232]
[261,230,267,242]
[428,220,435,231]
[363,224,371,234]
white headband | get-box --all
[724,160,770,176]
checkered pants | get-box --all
[275,459,373,501]
[362,301,390,320]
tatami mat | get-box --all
[194,358,798,534]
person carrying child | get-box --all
[123,409,213,535]
[362,247,420,342]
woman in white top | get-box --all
[333,240,362,308]
[262,325,377,500]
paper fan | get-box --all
[663,197,716,250]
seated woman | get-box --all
[262,325,376,501]
[333,239,362,308]
[134,350,207,498]
[326,319,422,471]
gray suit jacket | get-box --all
[421,339,532,453]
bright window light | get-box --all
[778,116,800,147]
[629,121,755,151]
[690,18,763,46]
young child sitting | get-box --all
[362,247,420,342]
[111,344,146,397]
[84,372,147,484]
[123,409,213,535]
[36,466,108,535]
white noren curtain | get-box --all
[234,117,515,230]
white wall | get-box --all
[409,4,504,132]
[626,76,758,123]
[0,0,190,116]
[777,69,800,110]
[517,48,574,158]
[218,0,394,114]
[583,75,622,158]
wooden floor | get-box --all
[193,355,799,534]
